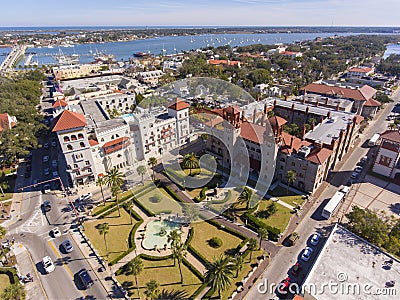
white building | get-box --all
[372,130,400,180]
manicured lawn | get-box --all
[116,257,203,299]
[190,221,244,263]
[277,195,305,207]
[0,193,13,202]
[84,209,136,262]
[255,200,293,232]
[206,189,240,212]
[270,185,305,207]
[136,188,182,215]
[0,274,10,294]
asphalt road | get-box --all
[245,89,400,300]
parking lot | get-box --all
[340,174,400,219]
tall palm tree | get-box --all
[257,227,268,249]
[155,289,189,300]
[144,279,160,300]
[232,255,244,278]
[137,165,147,185]
[167,230,182,265]
[125,256,143,299]
[182,152,199,176]
[1,283,25,300]
[96,176,106,206]
[172,242,187,283]
[237,187,253,209]
[286,170,297,195]
[204,255,234,298]
[248,238,258,262]
[96,223,109,257]
[104,168,124,216]
[147,157,158,180]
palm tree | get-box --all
[286,170,297,195]
[137,165,147,185]
[1,283,25,300]
[182,152,199,176]
[172,242,187,283]
[204,255,234,298]
[155,289,189,300]
[144,279,160,300]
[232,255,244,278]
[257,227,268,249]
[0,225,6,239]
[167,230,182,264]
[147,157,158,180]
[104,168,124,216]
[96,176,106,206]
[248,238,258,262]
[125,256,143,299]
[237,187,253,209]
[96,223,109,257]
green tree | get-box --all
[124,256,143,299]
[144,279,160,300]
[167,230,182,265]
[0,225,5,239]
[155,289,189,300]
[237,187,253,209]
[1,283,25,300]
[96,176,106,206]
[257,227,268,249]
[171,241,187,283]
[96,223,109,256]
[248,238,258,262]
[147,157,158,180]
[182,203,199,223]
[286,170,297,195]
[136,165,147,185]
[232,255,244,278]
[204,255,234,298]
[104,168,124,216]
[182,152,199,176]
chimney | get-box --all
[336,103,340,111]
[330,137,336,149]
[273,99,277,108]
[290,136,294,148]
[316,99,319,107]
[311,122,315,131]
[306,106,310,115]
[325,97,328,105]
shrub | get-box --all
[149,194,162,203]
[208,237,223,248]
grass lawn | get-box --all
[0,193,13,202]
[84,209,136,262]
[270,186,305,207]
[136,188,182,215]
[206,189,240,212]
[116,257,202,299]
[190,221,244,263]
[0,274,11,294]
[255,200,293,232]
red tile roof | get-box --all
[380,130,400,143]
[0,113,16,132]
[348,67,372,73]
[52,98,68,108]
[168,98,190,111]
[52,110,87,132]
[364,98,381,107]
[301,83,377,102]
[103,137,130,154]
[354,115,364,124]
[268,116,287,131]
[280,132,311,154]
[240,121,266,144]
[207,59,240,66]
[224,106,242,115]
[103,137,130,149]
[88,139,99,147]
[306,147,333,164]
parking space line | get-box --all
[47,240,87,298]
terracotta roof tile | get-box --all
[224,106,242,115]
[268,116,287,131]
[52,110,87,132]
[301,83,377,102]
[380,130,400,143]
[52,98,68,108]
[354,115,364,124]
[348,67,372,73]
[280,132,311,154]
[240,121,266,144]
[364,98,381,107]
[102,137,130,149]
[88,139,99,147]
[168,98,190,111]
[306,147,333,164]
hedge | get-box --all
[210,189,232,204]
[0,267,18,284]
[160,182,183,202]
[243,212,281,241]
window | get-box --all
[73,164,78,169]
[111,135,114,139]
[75,153,83,160]
[76,170,81,176]
[291,162,295,167]
[80,142,85,148]
[378,155,392,167]
[87,168,92,173]
[71,135,77,141]
[85,160,90,166]
[63,136,70,142]
[78,133,84,139]
[101,138,104,142]
[66,165,72,170]
[67,144,73,150]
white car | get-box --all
[310,233,321,246]
[78,192,93,202]
[52,227,61,238]
[301,247,313,261]
[42,256,55,273]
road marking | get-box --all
[47,240,87,298]
[26,247,49,300]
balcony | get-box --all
[103,137,130,155]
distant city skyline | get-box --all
[1,0,399,27]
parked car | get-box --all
[291,262,302,276]
[310,233,321,246]
[51,140,57,147]
[78,192,93,202]
[350,172,359,179]
[43,201,51,212]
[278,277,291,293]
[287,232,300,246]
[44,168,50,176]
[42,256,55,273]
[52,171,59,178]
[52,160,57,168]
[51,227,61,238]
[361,155,368,162]
[43,143,49,149]
[43,184,51,194]
[77,269,94,289]
[354,166,363,173]
[43,156,49,163]
[61,240,73,253]
[301,247,313,261]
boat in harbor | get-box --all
[133,51,151,58]
[53,48,80,65]
[93,49,116,63]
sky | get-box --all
[0,0,399,27]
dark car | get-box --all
[24,171,31,178]
[61,240,73,253]
[43,201,51,212]
[77,269,94,289]
[291,262,302,276]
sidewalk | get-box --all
[13,243,48,300]
[68,228,127,299]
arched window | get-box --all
[64,136,70,142]
[71,135,77,141]
[80,142,85,148]
[116,134,119,138]
[78,133,84,139]
[67,144,73,150]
